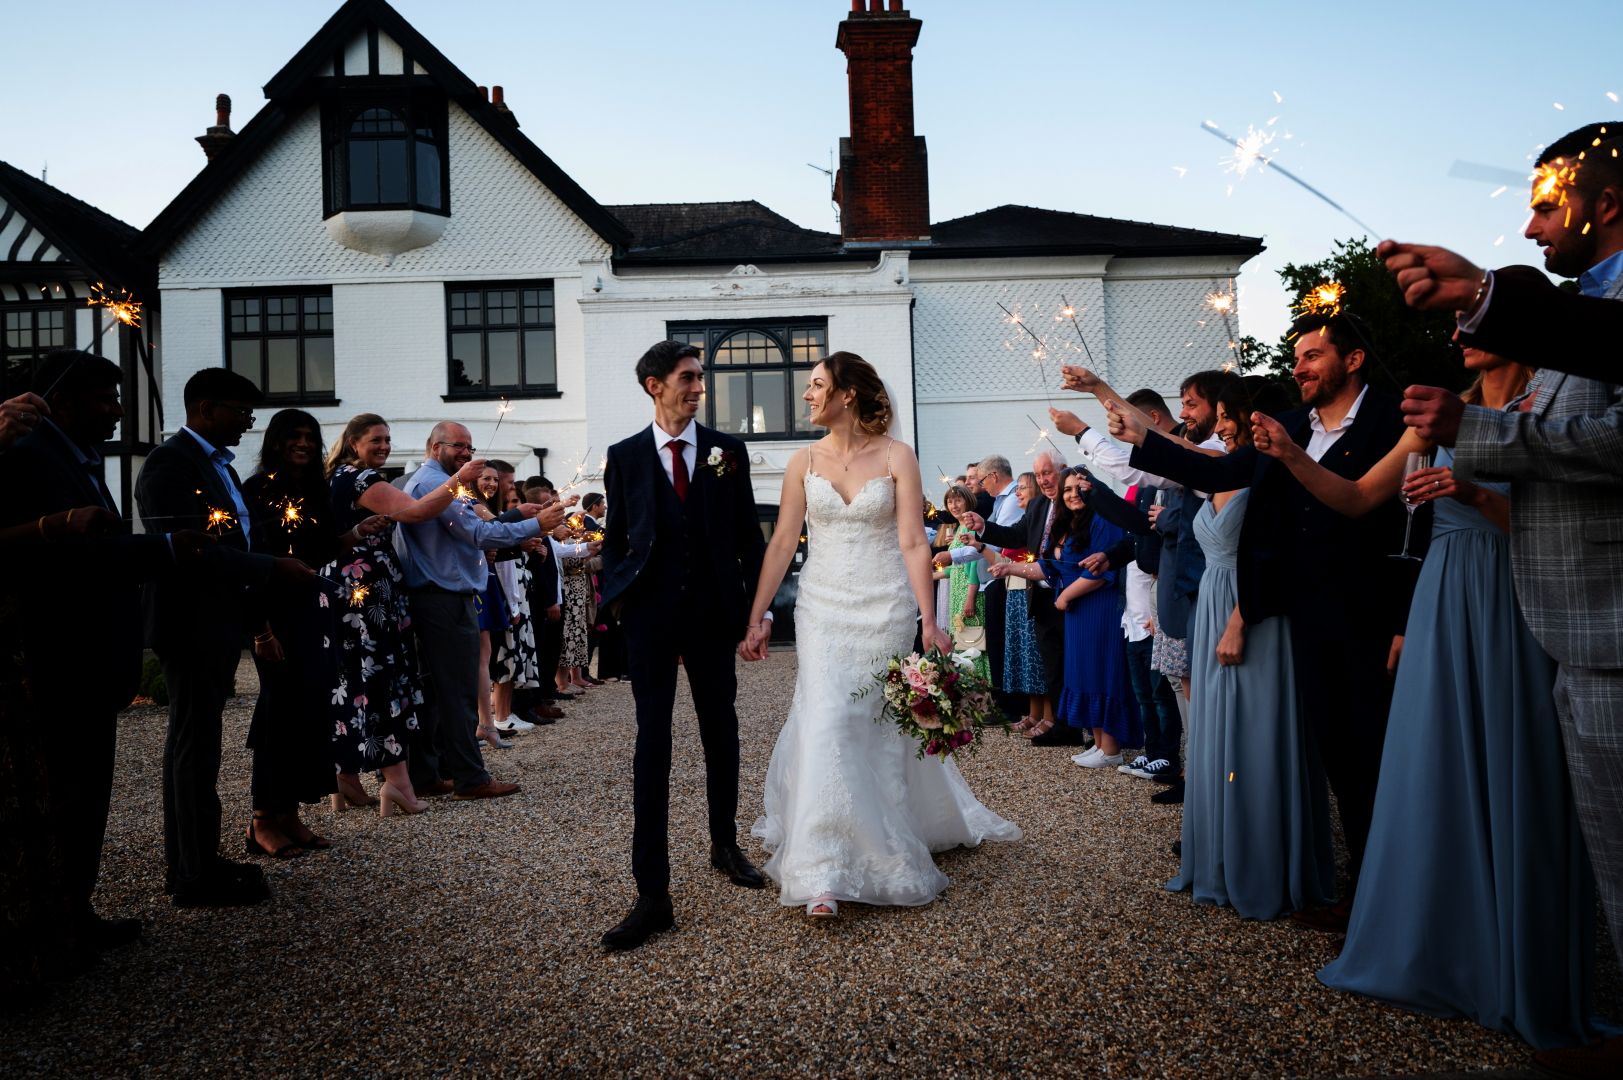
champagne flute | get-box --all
[1390,450,1433,561]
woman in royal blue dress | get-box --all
[1252,345,1606,1049]
[1047,468,1138,767]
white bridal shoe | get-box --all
[807,895,839,919]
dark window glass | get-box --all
[0,304,76,399]
[667,319,828,440]
[444,283,558,395]
[223,289,335,401]
[325,96,446,215]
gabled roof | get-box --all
[140,0,630,255]
[0,159,152,293]
[610,201,846,264]
[919,205,1264,260]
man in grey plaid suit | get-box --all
[1400,121,1623,1071]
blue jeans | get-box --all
[1126,636,1181,767]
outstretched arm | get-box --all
[1250,412,1416,517]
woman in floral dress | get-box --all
[943,484,991,682]
[323,413,487,816]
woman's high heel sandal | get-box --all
[807,895,839,919]
[378,782,428,818]
[477,726,513,750]
[330,778,378,813]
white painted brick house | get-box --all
[139,0,1262,516]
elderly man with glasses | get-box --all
[398,421,571,800]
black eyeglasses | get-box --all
[437,441,476,453]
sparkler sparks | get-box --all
[87,281,142,328]
[205,506,236,534]
[279,497,305,527]
[348,583,370,608]
[1204,290,1240,370]
[1530,158,1579,206]
[1200,121,1382,237]
[490,397,513,445]
[1296,282,1347,318]
[1057,293,1098,372]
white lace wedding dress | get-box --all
[751,469,1021,908]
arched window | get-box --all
[669,320,828,439]
[322,93,447,215]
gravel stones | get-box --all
[1,651,1614,1077]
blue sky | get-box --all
[2,0,1615,343]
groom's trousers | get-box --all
[622,608,741,898]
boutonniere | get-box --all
[704,447,736,477]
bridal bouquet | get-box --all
[860,647,1008,761]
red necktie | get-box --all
[668,441,689,501]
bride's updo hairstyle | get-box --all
[820,352,893,436]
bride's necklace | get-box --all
[828,435,871,472]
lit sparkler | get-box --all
[205,506,236,534]
[348,583,370,608]
[86,281,142,328]
[1025,415,1068,459]
[452,484,475,501]
[1530,157,1579,206]
[490,396,513,446]
[997,301,1057,405]
[279,497,305,527]
[1057,293,1098,371]
[1201,121,1382,237]
[1296,282,1346,318]
[1204,290,1240,371]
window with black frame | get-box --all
[321,93,447,216]
[667,319,828,439]
[224,290,336,401]
[2,304,73,399]
[446,283,558,397]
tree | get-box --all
[1246,238,1466,396]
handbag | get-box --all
[955,619,987,651]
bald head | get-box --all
[428,421,475,471]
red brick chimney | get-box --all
[834,0,930,244]
[195,94,235,160]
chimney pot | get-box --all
[888,0,903,10]
[478,85,489,101]
[850,0,862,10]
[868,0,882,11]
[492,85,505,105]
[196,92,237,161]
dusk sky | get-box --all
[2,0,1616,345]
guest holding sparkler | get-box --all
[489,461,546,735]
[1247,343,1605,1047]
[323,414,489,815]
[398,421,567,802]
[937,483,991,683]
[557,514,604,693]
[997,472,1048,725]
[0,358,211,962]
[136,368,317,908]
[469,465,523,749]
[243,410,386,854]
[1114,314,1416,930]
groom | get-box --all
[598,340,770,951]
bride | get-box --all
[740,352,1021,919]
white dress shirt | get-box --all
[652,419,698,488]
[1305,384,1368,462]
[1122,562,1154,643]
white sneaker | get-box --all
[1071,747,1103,766]
[495,714,536,733]
[1081,750,1123,769]
[1118,754,1149,775]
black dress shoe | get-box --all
[173,863,271,908]
[81,915,143,952]
[1029,726,1087,747]
[710,844,766,889]
[1150,780,1185,805]
[601,894,675,951]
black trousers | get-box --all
[248,593,336,811]
[1028,587,1065,699]
[622,606,740,898]
[158,635,243,886]
[982,579,1024,718]
[1290,614,1394,894]
[32,655,121,917]
[408,590,492,792]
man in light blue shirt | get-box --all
[399,421,568,799]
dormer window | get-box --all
[321,91,448,216]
